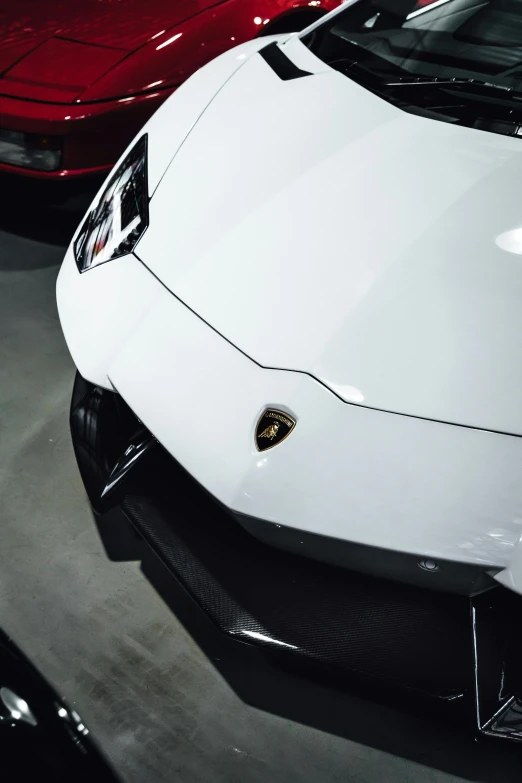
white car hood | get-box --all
[137,39,522,436]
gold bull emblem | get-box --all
[255,409,296,451]
[259,421,280,441]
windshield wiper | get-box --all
[328,57,400,94]
[385,76,522,101]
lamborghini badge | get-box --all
[255,409,296,452]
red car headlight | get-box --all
[0,129,62,172]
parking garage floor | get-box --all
[1,177,521,783]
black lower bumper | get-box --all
[70,373,522,739]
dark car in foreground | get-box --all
[0,627,119,781]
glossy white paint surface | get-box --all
[495,533,522,594]
[137,39,522,436]
[57,36,522,590]
[57,243,522,568]
[142,35,286,196]
[56,251,163,389]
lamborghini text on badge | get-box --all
[255,410,296,452]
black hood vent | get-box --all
[259,42,312,80]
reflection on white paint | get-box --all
[256,457,267,468]
[329,383,365,403]
[495,228,522,255]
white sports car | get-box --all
[58,0,522,738]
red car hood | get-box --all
[0,0,220,102]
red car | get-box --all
[0,0,339,179]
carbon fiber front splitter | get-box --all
[70,372,522,740]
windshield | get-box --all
[301,0,522,136]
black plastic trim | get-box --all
[259,42,312,80]
[471,588,522,741]
[122,487,472,702]
[235,512,495,595]
[69,372,153,513]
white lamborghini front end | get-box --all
[57,0,522,737]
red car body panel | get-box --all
[0,0,339,178]
[1,0,225,55]
[2,38,128,103]
[0,90,171,176]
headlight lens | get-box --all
[0,129,62,171]
[74,135,149,273]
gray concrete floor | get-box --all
[0,178,521,783]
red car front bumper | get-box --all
[0,88,172,179]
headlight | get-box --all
[74,135,149,273]
[0,129,62,172]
